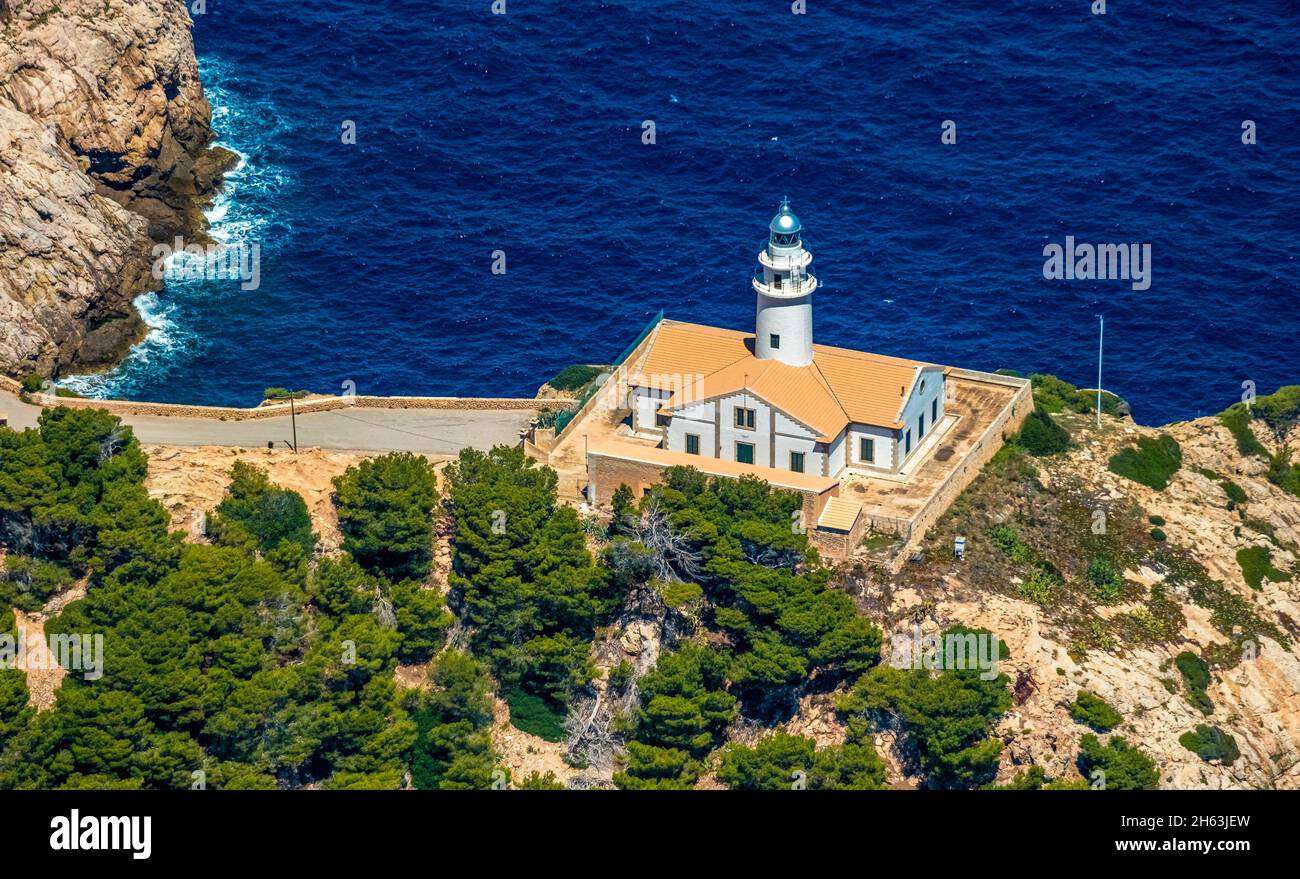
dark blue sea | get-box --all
[64,1,1300,425]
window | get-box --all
[685,433,700,455]
[918,412,925,439]
[770,333,781,349]
[655,413,670,427]
[859,437,875,464]
[735,442,755,465]
[734,406,756,430]
[905,430,912,455]
[932,398,938,423]
[790,451,805,473]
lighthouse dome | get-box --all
[768,197,802,244]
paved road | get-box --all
[0,390,535,455]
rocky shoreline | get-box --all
[0,0,233,379]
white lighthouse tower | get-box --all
[753,197,816,366]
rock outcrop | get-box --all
[879,412,1300,789]
[0,0,232,377]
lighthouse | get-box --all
[753,197,816,366]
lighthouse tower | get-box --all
[753,197,816,366]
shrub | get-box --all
[1018,566,1057,605]
[1013,409,1071,456]
[1220,479,1248,505]
[1077,734,1159,790]
[517,770,565,790]
[660,579,703,609]
[1148,514,1165,526]
[1178,724,1240,764]
[988,524,1032,563]
[1219,403,1266,458]
[547,364,603,393]
[1249,385,1300,436]
[19,373,44,394]
[1108,434,1182,491]
[1150,528,1166,541]
[262,387,310,400]
[1235,545,1290,591]
[504,689,568,742]
[607,659,634,692]
[1175,651,1213,715]
[211,461,316,555]
[1069,691,1122,731]
[1086,558,1124,604]
[1265,446,1300,498]
[1028,374,1126,417]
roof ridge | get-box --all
[809,359,851,423]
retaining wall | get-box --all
[4,388,565,421]
[884,369,1034,571]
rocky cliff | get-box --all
[877,411,1300,789]
[0,0,232,377]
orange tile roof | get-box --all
[817,497,863,532]
[634,320,939,434]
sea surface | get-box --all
[63,1,1300,425]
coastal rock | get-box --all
[0,105,153,374]
[0,0,231,378]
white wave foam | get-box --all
[59,55,288,399]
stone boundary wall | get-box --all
[884,368,1034,571]
[7,391,565,421]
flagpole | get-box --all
[1096,314,1103,428]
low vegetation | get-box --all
[1076,734,1160,790]
[1174,651,1214,716]
[262,387,312,401]
[1235,545,1291,591]
[1069,691,1123,732]
[837,659,1011,790]
[1010,408,1071,456]
[1004,372,1127,418]
[1219,388,1300,501]
[1108,434,1182,491]
[1178,724,1240,764]
[546,364,603,393]
[717,729,887,790]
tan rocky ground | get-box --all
[143,444,387,551]
[859,411,1300,789]
[491,698,579,788]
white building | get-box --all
[624,200,948,478]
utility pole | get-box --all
[290,396,299,453]
[1096,314,1103,428]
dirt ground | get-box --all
[142,445,452,551]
